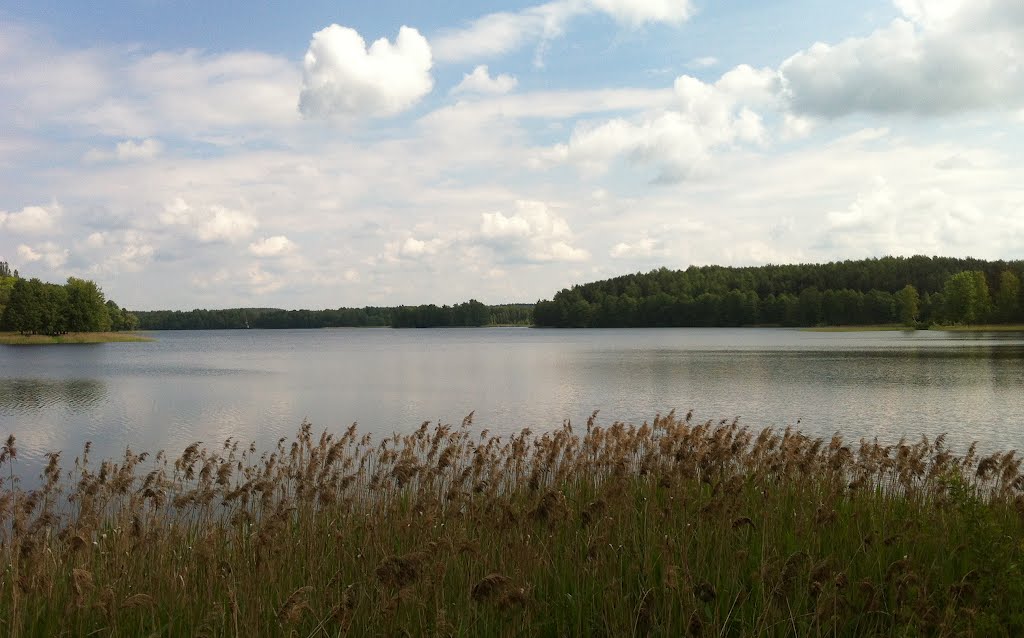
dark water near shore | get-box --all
[2,328,1024,471]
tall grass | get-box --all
[2,412,1024,636]
[0,331,154,345]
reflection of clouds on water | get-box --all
[0,378,107,412]
[4,328,1024,486]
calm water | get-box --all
[2,328,1024,472]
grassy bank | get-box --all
[2,414,1024,636]
[803,324,912,332]
[933,324,1024,332]
[0,331,154,345]
[805,324,1024,333]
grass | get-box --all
[806,324,1024,333]
[932,324,1024,332]
[2,413,1024,636]
[803,324,913,332]
[0,331,154,345]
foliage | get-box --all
[0,261,19,320]
[896,284,920,326]
[3,414,1024,636]
[0,331,153,344]
[0,269,137,336]
[942,271,992,325]
[534,256,1024,328]
[995,270,1021,323]
[134,303,534,330]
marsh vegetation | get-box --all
[2,412,1023,636]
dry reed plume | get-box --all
[2,411,1024,636]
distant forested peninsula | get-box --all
[533,256,1023,328]
[0,261,139,336]
[134,302,534,330]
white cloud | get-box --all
[0,202,61,234]
[77,230,155,274]
[160,198,258,243]
[249,235,297,257]
[0,24,300,140]
[246,264,284,294]
[479,200,588,263]
[817,177,992,256]
[381,200,589,266]
[382,235,447,262]
[610,236,669,259]
[547,72,768,181]
[432,0,694,63]
[83,138,163,163]
[17,242,68,268]
[779,0,1024,116]
[687,56,718,69]
[451,65,518,95]
[589,0,695,26]
[298,24,433,118]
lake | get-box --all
[2,328,1024,473]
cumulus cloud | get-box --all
[609,236,669,259]
[382,201,589,266]
[83,138,163,163]
[817,177,989,256]
[451,65,518,95]
[249,235,297,257]
[779,0,1024,116]
[432,0,695,63]
[76,230,155,274]
[0,202,61,234]
[1,34,301,139]
[246,264,285,295]
[386,236,447,261]
[298,24,433,118]
[160,198,258,243]
[479,200,588,263]
[17,242,69,268]
[547,70,770,181]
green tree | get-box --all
[0,277,15,320]
[995,270,1021,323]
[2,278,41,334]
[40,283,69,336]
[943,271,990,324]
[798,287,822,326]
[896,284,920,326]
[64,277,112,332]
[105,300,140,331]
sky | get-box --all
[0,0,1022,310]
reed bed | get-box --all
[2,412,1024,637]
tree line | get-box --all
[0,262,139,335]
[533,256,1024,328]
[133,303,534,330]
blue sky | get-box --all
[1,0,1022,309]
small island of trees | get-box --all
[0,261,139,338]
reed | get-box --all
[2,412,1023,636]
[0,331,154,345]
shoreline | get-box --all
[805,323,1024,332]
[0,331,155,345]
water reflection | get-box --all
[2,328,1024,479]
[0,378,107,412]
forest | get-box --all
[533,255,1023,328]
[0,261,139,335]
[133,302,534,330]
